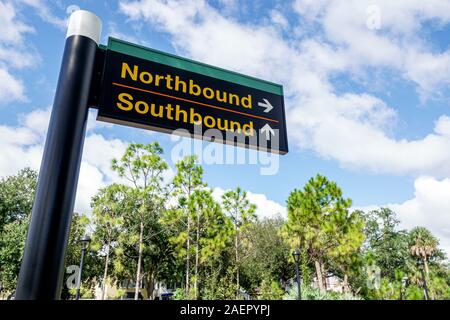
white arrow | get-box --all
[258,98,274,113]
[260,123,275,140]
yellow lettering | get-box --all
[216,91,227,103]
[203,87,214,99]
[189,80,201,96]
[121,63,138,81]
[135,101,149,114]
[241,95,252,109]
[175,105,188,122]
[175,76,187,93]
[229,94,240,106]
[150,104,164,118]
[190,108,202,125]
[242,121,254,136]
[117,93,134,111]
[139,71,153,84]
[230,121,241,133]
[204,115,216,128]
[217,118,228,131]
[155,75,164,86]
[166,104,174,120]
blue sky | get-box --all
[1,0,450,254]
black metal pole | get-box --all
[15,11,101,300]
[75,246,87,300]
[295,261,301,300]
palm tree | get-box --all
[409,227,439,299]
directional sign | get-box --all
[96,38,288,154]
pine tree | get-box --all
[222,187,256,298]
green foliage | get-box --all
[172,155,205,197]
[240,218,293,294]
[162,155,207,297]
[284,285,361,300]
[222,187,257,297]
[61,213,100,300]
[0,216,29,292]
[362,208,411,280]
[0,169,37,293]
[173,287,187,300]
[201,268,236,300]
[282,174,363,291]
[91,183,127,298]
[0,168,37,232]
[190,189,233,264]
[408,227,439,262]
[258,278,284,300]
[222,187,257,234]
[111,142,172,299]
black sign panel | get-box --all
[97,41,288,154]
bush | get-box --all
[283,286,362,300]
[259,279,284,300]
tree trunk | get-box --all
[186,213,191,296]
[320,261,327,290]
[101,241,110,300]
[314,260,324,291]
[423,257,433,300]
[194,213,200,299]
[134,220,144,300]
[343,274,349,294]
[146,271,155,300]
[235,229,240,299]
[423,257,430,278]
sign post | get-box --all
[16,10,288,300]
[15,11,102,300]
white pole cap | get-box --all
[66,10,102,44]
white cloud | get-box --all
[83,133,128,185]
[0,1,34,44]
[269,10,289,31]
[75,161,106,214]
[0,68,26,102]
[0,0,35,103]
[212,187,286,220]
[0,0,66,105]
[0,108,129,214]
[246,191,287,220]
[395,177,450,256]
[17,0,66,29]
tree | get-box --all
[360,208,448,300]
[362,208,411,281]
[283,174,356,291]
[326,209,365,293]
[240,218,293,297]
[91,184,126,299]
[62,212,100,300]
[0,216,29,292]
[164,188,233,299]
[409,227,439,299]
[190,189,233,299]
[112,142,169,300]
[409,227,439,278]
[170,155,205,296]
[0,168,37,232]
[222,187,256,298]
[0,168,37,293]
